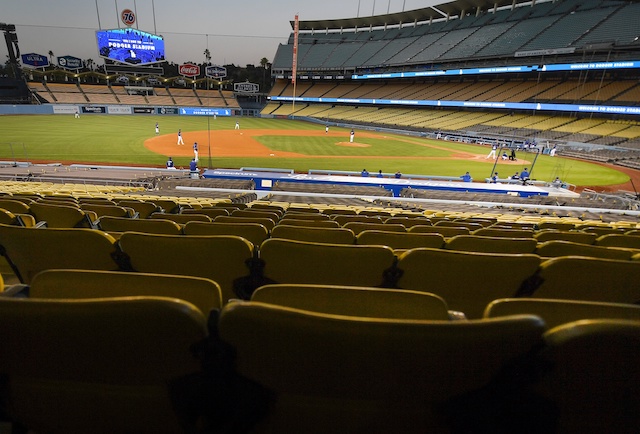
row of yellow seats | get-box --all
[0,290,638,434]
[0,225,639,318]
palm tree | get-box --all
[85,58,94,71]
[204,49,211,65]
[260,57,270,91]
[48,50,54,66]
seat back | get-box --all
[538,221,575,231]
[183,221,269,245]
[535,240,636,260]
[540,319,640,433]
[356,230,445,249]
[397,248,541,319]
[595,233,640,249]
[29,202,94,228]
[118,232,254,304]
[484,298,640,330]
[524,256,640,304]
[343,222,406,235]
[0,297,207,434]
[276,218,340,228]
[533,230,597,244]
[271,225,355,244]
[30,269,222,316]
[252,284,450,320]
[218,301,545,433]
[0,199,31,214]
[0,209,21,226]
[473,228,535,238]
[149,213,212,224]
[214,215,276,231]
[446,235,538,254]
[182,207,230,218]
[409,225,471,237]
[116,200,161,219]
[435,220,484,231]
[99,216,183,235]
[259,238,397,288]
[384,216,432,227]
[0,225,119,283]
[80,203,134,218]
[332,214,382,226]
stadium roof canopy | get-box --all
[291,0,539,31]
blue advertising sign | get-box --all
[206,65,227,79]
[179,107,232,116]
[96,28,165,65]
[57,55,83,70]
[352,60,640,80]
[21,53,49,68]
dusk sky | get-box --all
[2,0,441,68]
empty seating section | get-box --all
[520,7,618,52]
[439,22,515,60]
[476,16,559,57]
[36,80,243,108]
[266,77,640,145]
[0,178,639,432]
[576,3,640,45]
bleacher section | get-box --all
[27,81,238,109]
[273,0,640,71]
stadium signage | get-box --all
[57,55,82,70]
[180,63,200,77]
[121,9,136,27]
[205,65,227,79]
[515,48,575,57]
[233,82,259,93]
[107,105,132,114]
[133,107,154,114]
[179,107,231,116]
[157,107,179,115]
[352,60,640,80]
[81,106,106,114]
[96,28,165,66]
[21,53,49,68]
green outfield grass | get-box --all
[0,114,630,187]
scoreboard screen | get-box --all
[96,28,165,65]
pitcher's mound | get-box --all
[337,141,370,148]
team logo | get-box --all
[179,63,200,77]
[121,9,136,27]
[206,65,227,79]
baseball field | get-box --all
[0,114,635,190]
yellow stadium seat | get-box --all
[218,301,546,433]
[397,248,541,319]
[0,296,207,434]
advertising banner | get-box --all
[21,53,49,68]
